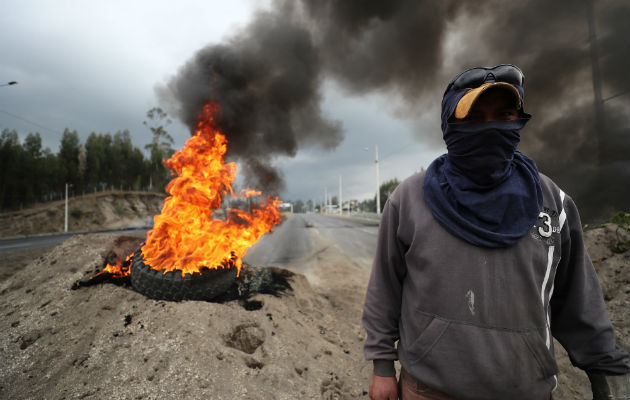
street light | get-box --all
[65,183,73,232]
[339,175,343,216]
[0,81,18,87]
[363,146,381,216]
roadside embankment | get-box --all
[0,191,165,238]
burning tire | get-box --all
[130,249,237,301]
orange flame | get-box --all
[93,253,133,279]
[237,188,262,198]
[140,103,281,277]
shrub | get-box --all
[70,208,83,219]
[609,211,630,253]
[610,211,630,232]
[114,201,125,215]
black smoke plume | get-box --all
[160,7,342,194]
[444,0,629,221]
[161,0,627,221]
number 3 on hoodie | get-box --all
[538,212,552,238]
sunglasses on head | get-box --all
[444,64,525,96]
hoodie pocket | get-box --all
[520,330,558,378]
[404,316,558,399]
[407,316,451,361]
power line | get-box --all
[0,109,62,136]
[380,141,418,162]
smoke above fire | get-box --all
[160,0,627,221]
[159,6,342,194]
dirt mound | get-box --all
[553,223,630,399]
[0,224,627,399]
[0,233,372,399]
[0,191,165,237]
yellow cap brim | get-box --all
[454,82,522,119]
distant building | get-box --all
[279,202,293,215]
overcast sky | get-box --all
[2,0,626,216]
[0,0,444,205]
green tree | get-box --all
[111,130,134,189]
[128,147,148,191]
[376,178,400,213]
[21,133,46,205]
[40,148,61,201]
[59,128,80,187]
[0,129,22,208]
[85,132,112,191]
[23,132,42,158]
[294,199,305,213]
[0,122,179,210]
[77,145,87,189]
[360,198,375,213]
[143,107,174,191]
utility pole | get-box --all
[64,183,70,232]
[324,188,328,214]
[339,175,343,216]
[375,145,381,216]
[586,0,604,163]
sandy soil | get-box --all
[0,231,373,400]
[0,191,165,237]
[0,224,627,399]
[552,224,630,399]
[0,247,53,282]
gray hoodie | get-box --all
[362,171,629,400]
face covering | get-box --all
[423,86,543,248]
[444,118,526,188]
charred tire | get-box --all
[130,249,237,301]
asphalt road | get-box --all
[243,213,380,272]
[0,228,150,252]
[0,214,380,272]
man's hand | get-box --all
[369,373,398,400]
[588,372,630,400]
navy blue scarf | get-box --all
[423,86,543,248]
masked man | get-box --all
[362,65,630,400]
